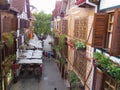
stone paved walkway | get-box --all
[10,35,67,90]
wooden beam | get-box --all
[0,12,1,41]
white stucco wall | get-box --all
[100,0,120,10]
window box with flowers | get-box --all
[94,52,120,90]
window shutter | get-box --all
[110,9,120,56]
[92,13,108,48]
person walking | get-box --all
[45,51,48,60]
[47,51,51,61]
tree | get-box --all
[33,11,52,35]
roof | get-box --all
[11,0,31,17]
[11,0,26,13]
[52,1,62,19]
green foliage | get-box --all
[33,11,52,35]
[108,65,120,83]
[2,32,14,47]
[59,57,65,66]
[59,34,66,49]
[68,71,80,89]
[94,52,120,82]
[54,46,60,53]
[11,54,16,61]
[74,40,86,50]
[94,52,102,60]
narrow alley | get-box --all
[10,60,66,90]
[10,35,66,90]
[1,0,120,90]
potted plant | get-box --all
[68,71,82,90]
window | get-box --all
[106,12,114,49]
[74,17,87,40]
[92,8,120,56]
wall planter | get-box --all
[68,71,84,90]
[74,40,86,50]
[94,52,120,90]
[103,72,119,90]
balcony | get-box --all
[75,0,97,8]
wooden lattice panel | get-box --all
[79,17,87,40]
[74,17,87,40]
[73,49,87,81]
[103,73,117,90]
[61,20,68,35]
[74,19,80,38]
[3,16,11,32]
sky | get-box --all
[30,0,59,14]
